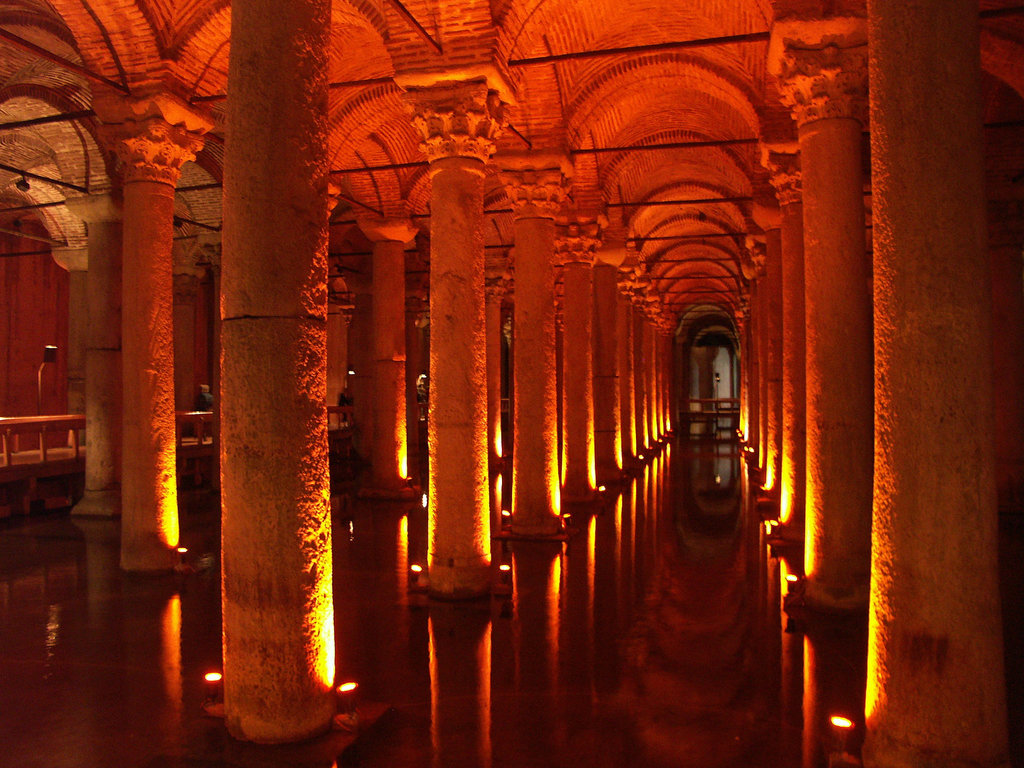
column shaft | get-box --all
[617,288,636,461]
[864,2,1009,764]
[485,280,505,467]
[778,189,806,532]
[593,262,621,481]
[221,0,335,741]
[633,308,649,452]
[562,255,596,499]
[764,228,784,494]
[991,244,1024,512]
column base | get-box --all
[72,488,121,517]
[803,576,869,614]
[357,485,417,501]
[427,557,493,600]
[863,727,1011,768]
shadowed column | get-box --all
[772,20,872,610]
[220,0,336,741]
[864,2,1010,765]
[593,247,624,483]
[66,195,123,518]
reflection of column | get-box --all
[772,23,871,609]
[558,223,600,501]
[616,277,636,464]
[593,255,622,481]
[101,95,209,570]
[66,195,122,517]
[766,150,806,533]
[499,155,568,536]
[405,78,504,597]
[359,217,417,495]
[51,247,88,414]
[864,4,1009,765]
[220,0,335,741]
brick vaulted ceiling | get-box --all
[1,0,1023,324]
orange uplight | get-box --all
[411,564,423,573]
[204,671,223,683]
[830,715,854,729]
[501,509,511,518]
[786,574,799,583]
[176,547,188,554]
[337,682,358,693]
[399,450,408,482]
[421,493,428,509]
[598,485,606,492]
[499,564,511,572]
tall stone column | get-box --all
[991,243,1024,512]
[100,95,209,570]
[766,150,806,534]
[498,155,569,535]
[220,0,335,742]
[484,265,509,469]
[750,225,782,495]
[593,249,623,482]
[748,241,769,471]
[741,256,761,456]
[558,222,600,501]
[864,2,1010,765]
[347,270,373,456]
[358,217,417,496]
[66,194,122,517]
[737,300,752,443]
[404,78,504,597]
[616,277,636,464]
[772,22,873,609]
[51,247,88,414]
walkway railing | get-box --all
[681,398,740,436]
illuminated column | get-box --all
[326,279,353,407]
[220,0,335,741]
[484,266,510,469]
[593,248,623,482]
[772,22,872,609]
[737,300,751,443]
[766,150,806,534]
[348,271,373,455]
[66,195,122,517]
[558,222,600,501]
[616,277,636,463]
[991,243,1024,512]
[632,296,649,452]
[172,271,200,411]
[863,2,1009,765]
[51,247,88,414]
[749,241,769,472]
[498,155,569,535]
[404,78,505,596]
[101,95,209,570]
[358,217,417,495]
[740,252,762,457]
[750,224,782,495]
[405,292,426,470]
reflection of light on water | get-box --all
[45,603,60,670]
[162,595,181,716]
[398,515,408,584]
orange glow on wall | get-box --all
[495,433,502,458]
[762,461,775,493]
[780,484,794,525]
[158,474,180,552]
[399,447,408,481]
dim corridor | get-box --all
[0,438,1021,768]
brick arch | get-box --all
[46,0,156,85]
[626,179,748,236]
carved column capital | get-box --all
[769,19,868,127]
[173,272,199,303]
[744,236,767,280]
[51,246,88,272]
[484,273,512,301]
[555,219,601,266]
[762,148,802,207]
[496,152,573,219]
[404,79,506,167]
[357,216,418,244]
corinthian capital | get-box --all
[96,91,211,185]
[555,219,601,266]
[403,79,506,166]
[761,147,802,207]
[496,152,573,219]
[769,18,868,127]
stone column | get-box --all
[100,95,209,571]
[405,292,426,471]
[616,277,636,464]
[593,248,623,482]
[991,243,1024,513]
[772,22,872,609]
[66,195,122,517]
[326,278,352,407]
[484,266,509,469]
[358,217,417,496]
[51,247,88,415]
[632,297,649,453]
[497,155,569,535]
[404,78,504,597]
[863,3,1010,765]
[737,301,751,443]
[220,0,335,742]
[743,263,762,459]
[750,226,782,496]
[347,270,373,456]
[766,150,806,534]
[172,271,200,411]
[557,222,600,501]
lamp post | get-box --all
[37,345,57,414]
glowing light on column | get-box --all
[397,514,408,583]
[762,461,775,492]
